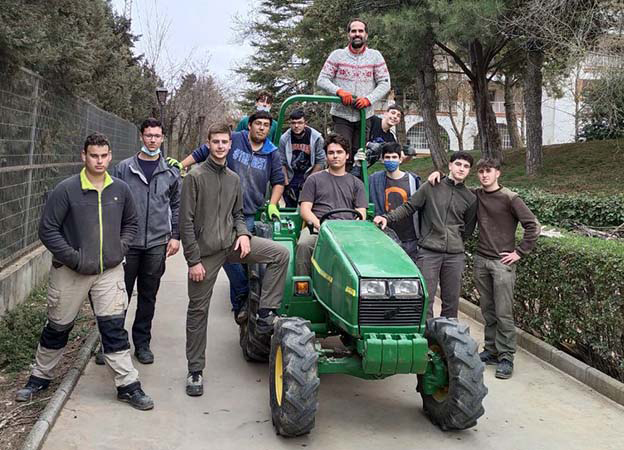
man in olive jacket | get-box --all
[180,123,289,397]
[374,151,477,319]
[16,133,153,410]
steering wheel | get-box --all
[319,208,363,225]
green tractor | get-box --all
[238,95,487,437]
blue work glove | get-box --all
[268,204,280,220]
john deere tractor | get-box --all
[238,95,487,437]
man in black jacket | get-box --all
[108,118,181,364]
[15,133,153,410]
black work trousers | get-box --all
[123,244,167,350]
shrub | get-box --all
[513,188,624,229]
[462,233,624,383]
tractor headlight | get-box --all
[360,280,388,299]
[388,279,422,298]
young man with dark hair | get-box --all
[296,133,368,276]
[107,117,181,364]
[368,142,420,262]
[428,158,540,379]
[279,109,326,207]
[374,151,477,319]
[16,133,154,410]
[180,123,289,396]
[317,19,391,156]
[369,104,403,144]
[235,91,278,141]
[180,111,285,321]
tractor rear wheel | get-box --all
[269,317,319,437]
[239,263,271,362]
[419,317,488,430]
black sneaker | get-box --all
[479,350,498,365]
[495,359,514,379]
[94,345,105,365]
[186,371,204,397]
[135,347,154,364]
[234,308,248,326]
[117,382,154,410]
[256,310,278,335]
[15,376,50,402]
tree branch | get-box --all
[435,41,475,81]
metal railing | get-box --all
[0,68,141,269]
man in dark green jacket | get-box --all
[16,133,154,410]
[180,123,289,397]
[374,151,477,319]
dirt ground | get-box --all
[0,309,95,450]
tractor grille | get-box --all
[359,297,424,326]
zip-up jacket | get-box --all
[385,177,477,254]
[39,169,138,275]
[111,154,180,249]
[317,46,391,122]
[369,170,421,240]
[279,126,326,181]
[191,131,285,215]
[180,157,251,267]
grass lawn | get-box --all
[390,139,624,195]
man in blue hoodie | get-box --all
[180,111,284,320]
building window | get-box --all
[406,123,450,152]
[497,123,511,149]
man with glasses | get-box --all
[105,118,181,364]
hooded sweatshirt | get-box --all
[191,131,285,215]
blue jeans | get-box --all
[223,214,255,311]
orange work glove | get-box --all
[355,97,371,109]
[336,89,354,106]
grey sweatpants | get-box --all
[473,254,517,362]
[416,248,466,319]
[186,236,289,372]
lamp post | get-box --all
[198,114,206,147]
[156,86,168,158]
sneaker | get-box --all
[256,310,278,335]
[234,308,248,326]
[117,382,154,410]
[495,359,514,379]
[15,376,50,402]
[186,371,204,397]
[94,345,105,365]
[479,350,498,365]
[135,347,154,364]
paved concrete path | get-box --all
[44,252,624,450]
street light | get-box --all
[198,114,206,146]
[156,86,168,158]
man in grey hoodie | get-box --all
[279,109,325,207]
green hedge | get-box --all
[462,233,624,383]
[512,188,624,229]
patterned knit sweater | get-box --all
[317,46,391,122]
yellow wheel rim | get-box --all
[275,345,284,406]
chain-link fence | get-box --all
[0,67,140,269]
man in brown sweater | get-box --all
[428,158,540,379]
[179,123,289,397]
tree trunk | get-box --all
[393,88,408,145]
[469,40,502,161]
[413,27,448,170]
[523,47,544,176]
[504,75,523,150]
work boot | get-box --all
[117,382,154,410]
[256,309,278,335]
[186,371,204,397]
[15,375,50,402]
[495,359,514,379]
[135,347,154,364]
[94,345,105,365]
[479,350,498,365]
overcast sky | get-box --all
[110,0,255,92]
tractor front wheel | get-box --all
[269,317,319,437]
[419,317,488,431]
